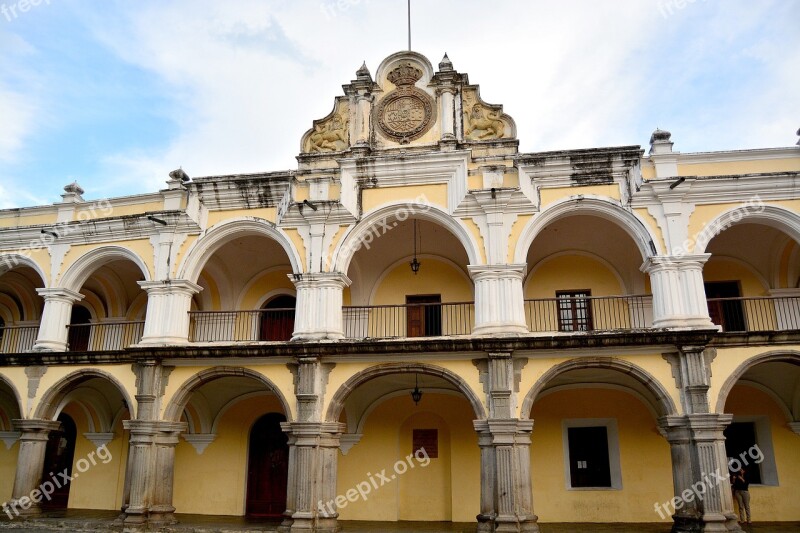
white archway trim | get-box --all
[694,204,800,254]
[332,203,481,274]
[523,250,629,295]
[513,196,661,264]
[178,218,302,283]
[235,265,296,310]
[59,246,151,293]
[0,254,48,287]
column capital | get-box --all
[12,419,62,436]
[474,418,534,441]
[138,279,202,296]
[640,253,711,273]
[468,263,527,281]
[35,287,84,303]
[289,271,351,289]
[123,419,187,437]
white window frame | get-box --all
[561,418,622,490]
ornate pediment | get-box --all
[300,98,350,154]
[462,87,516,141]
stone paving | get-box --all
[0,511,798,533]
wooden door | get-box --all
[41,414,77,509]
[259,296,296,341]
[246,413,289,517]
[705,281,745,331]
[67,306,91,352]
[406,295,441,337]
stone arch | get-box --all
[520,357,678,420]
[325,362,486,423]
[163,367,293,423]
[178,218,303,283]
[33,369,135,421]
[694,204,800,254]
[332,203,482,274]
[513,197,661,264]
[59,246,151,292]
[0,254,48,286]
[0,373,23,422]
[714,350,800,414]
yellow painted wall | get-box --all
[238,269,294,309]
[507,214,533,263]
[724,385,800,521]
[688,200,800,251]
[62,404,127,511]
[57,241,154,285]
[336,393,478,522]
[361,184,448,213]
[530,388,673,523]
[207,208,277,228]
[0,440,19,505]
[678,158,800,177]
[704,258,767,296]
[173,395,285,515]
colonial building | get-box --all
[0,50,798,533]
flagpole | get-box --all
[407,0,411,51]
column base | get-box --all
[653,317,719,329]
[284,516,340,533]
[494,514,539,533]
[472,323,529,336]
[291,331,344,341]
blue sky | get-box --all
[0,0,798,208]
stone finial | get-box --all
[61,181,85,203]
[649,128,675,155]
[356,61,372,81]
[438,53,453,72]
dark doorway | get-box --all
[705,281,746,331]
[406,294,442,337]
[567,426,611,488]
[259,296,295,341]
[724,422,762,484]
[41,413,77,509]
[246,413,289,517]
[556,290,593,332]
[67,306,91,352]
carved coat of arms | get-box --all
[374,62,436,143]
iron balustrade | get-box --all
[707,296,800,332]
[66,321,145,352]
[524,295,653,333]
[343,301,475,339]
[188,309,296,342]
[0,325,39,353]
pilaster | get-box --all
[291,273,351,340]
[32,288,84,352]
[137,280,202,346]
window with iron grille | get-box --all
[556,290,593,332]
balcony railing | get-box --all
[66,321,145,352]
[525,295,653,333]
[343,302,475,339]
[188,309,296,342]
[0,325,39,353]
[707,296,800,332]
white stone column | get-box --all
[9,419,62,517]
[353,94,372,146]
[137,280,201,346]
[469,265,528,335]
[642,255,715,329]
[438,87,456,140]
[291,273,351,340]
[32,288,84,352]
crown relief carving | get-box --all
[387,62,423,86]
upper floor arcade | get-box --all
[0,51,798,354]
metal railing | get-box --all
[0,325,39,353]
[66,321,145,352]
[188,309,296,342]
[524,295,652,333]
[343,302,475,339]
[707,296,800,332]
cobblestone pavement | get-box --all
[0,511,798,533]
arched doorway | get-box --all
[40,413,77,510]
[259,296,295,341]
[246,413,289,517]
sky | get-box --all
[0,0,798,209]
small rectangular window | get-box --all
[556,290,593,332]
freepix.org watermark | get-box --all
[653,444,764,520]
[1,0,50,22]
[318,447,431,514]
[0,199,113,272]
[2,444,113,519]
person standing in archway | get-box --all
[731,466,751,524]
